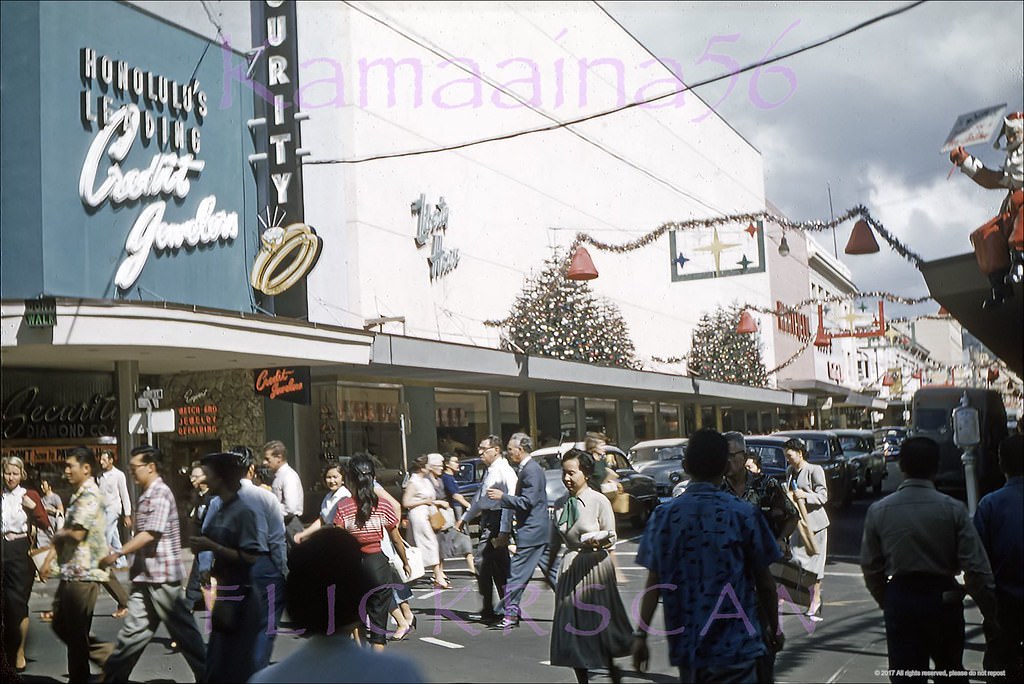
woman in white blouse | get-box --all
[2,456,40,672]
[402,454,451,588]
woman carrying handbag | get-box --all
[402,455,451,589]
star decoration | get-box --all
[857,301,868,312]
[695,227,741,274]
[823,305,831,316]
[839,309,862,331]
[737,254,752,271]
[675,252,690,269]
[745,222,758,238]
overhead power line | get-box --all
[310,0,927,165]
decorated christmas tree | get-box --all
[488,251,639,369]
[688,305,768,387]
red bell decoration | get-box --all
[937,305,950,316]
[813,327,831,348]
[845,219,881,255]
[882,373,895,387]
[987,366,1000,383]
[912,369,923,381]
[735,310,758,334]
[567,246,599,280]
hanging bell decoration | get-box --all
[813,325,831,348]
[567,246,599,280]
[845,219,881,255]
[882,372,895,387]
[912,369,923,381]
[938,305,950,316]
[778,235,791,257]
[735,310,758,334]
[987,366,1000,383]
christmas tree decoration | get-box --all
[688,305,769,387]
[486,251,638,368]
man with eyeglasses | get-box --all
[100,446,205,682]
[455,436,517,624]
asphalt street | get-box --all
[16,463,993,683]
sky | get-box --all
[602,0,1024,316]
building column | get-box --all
[616,399,635,450]
[714,405,724,432]
[693,402,703,430]
[115,360,139,466]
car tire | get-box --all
[631,500,652,529]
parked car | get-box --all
[532,443,658,528]
[832,429,887,496]
[873,426,907,462]
[454,457,487,500]
[772,430,854,509]
[627,438,687,502]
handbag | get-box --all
[391,539,425,583]
[428,506,448,532]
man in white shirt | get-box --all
[98,450,132,567]
[455,435,518,623]
[262,440,304,548]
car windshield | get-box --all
[750,445,786,469]
[630,445,685,463]
[915,409,948,432]
[839,436,870,453]
[536,453,564,471]
[455,462,477,483]
[801,438,831,462]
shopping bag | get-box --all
[771,559,816,608]
[787,491,819,556]
[391,540,425,583]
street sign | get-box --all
[141,388,164,400]
[129,409,176,434]
[941,104,1007,152]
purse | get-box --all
[391,539,425,583]
[428,506,448,532]
[770,560,816,608]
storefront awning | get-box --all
[1,299,374,374]
[776,378,885,410]
[920,254,1023,376]
[325,334,810,409]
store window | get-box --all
[316,383,402,469]
[435,390,489,458]
[658,403,681,437]
[701,405,716,431]
[683,404,696,435]
[584,398,617,444]
[499,393,523,442]
[634,401,656,441]
[559,397,579,443]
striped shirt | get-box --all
[334,497,397,554]
[131,477,184,584]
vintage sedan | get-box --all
[533,443,658,528]
[627,438,687,502]
[833,429,887,496]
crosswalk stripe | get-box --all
[420,637,464,649]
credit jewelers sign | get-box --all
[0,2,257,312]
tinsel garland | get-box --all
[569,205,925,268]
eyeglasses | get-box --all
[128,462,151,471]
[478,446,497,453]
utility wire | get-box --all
[311,1,927,165]
[335,1,725,215]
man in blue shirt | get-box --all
[974,433,1023,681]
[633,429,783,683]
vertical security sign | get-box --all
[249,0,321,310]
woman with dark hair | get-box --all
[334,454,410,651]
[294,461,350,544]
[189,452,268,682]
[783,437,830,622]
[249,528,424,683]
[550,449,633,684]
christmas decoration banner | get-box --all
[669,220,765,282]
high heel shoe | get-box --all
[392,615,417,641]
[433,579,452,589]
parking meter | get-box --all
[952,392,981,515]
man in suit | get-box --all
[486,432,548,630]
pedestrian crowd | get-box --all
[1,428,1020,683]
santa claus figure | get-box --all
[950,111,1024,308]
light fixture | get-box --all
[567,246,599,280]
[845,219,881,255]
[778,235,790,257]
[735,310,758,334]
